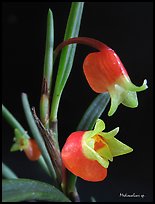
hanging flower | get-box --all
[10,129,41,161]
[61,119,133,182]
[83,47,148,116]
[54,37,148,116]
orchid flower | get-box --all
[61,119,133,182]
[10,129,41,161]
[54,37,148,116]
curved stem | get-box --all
[54,37,109,63]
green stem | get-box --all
[2,162,18,179]
[40,82,49,128]
[66,171,79,201]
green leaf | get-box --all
[21,93,56,181]
[50,2,84,123]
[2,104,29,139]
[40,9,54,128]
[77,92,110,130]
[43,8,54,93]
[2,163,18,179]
[2,178,71,202]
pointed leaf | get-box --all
[2,163,18,179]
[77,92,110,130]
[43,9,54,93]
[40,9,54,128]
[21,93,56,180]
[50,2,84,122]
[2,179,71,202]
[2,104,29,139]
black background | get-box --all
[2,2,153,202]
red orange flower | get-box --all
[61,119,133,182]
[83,47,148,116]
[54,37,148,116]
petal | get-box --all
[122,91,138,108]
[108,85,124,116]
[100,127,119,140]
[96,141,113,162]
[94,119,105,134]
[81,119,106,140]
[61,131,107,181]
[83,50,126,93]
[10,129,29,152]
[82,132,109,168]
[105,137,133,157]
[99,127,133,157]
[83,52,108,93]
[120,76,148,92]
[10,143,23,152]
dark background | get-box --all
[2,2,153,202]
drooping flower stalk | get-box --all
[54,37,108,62]
[54,37,148,116]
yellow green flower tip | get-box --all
[108,77,148,116]
[10,129,29,152]
[121,76,148,92]
[82,119,133,168]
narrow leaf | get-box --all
[21,93,56,181]
[40,9,54,128]
[2,163,18,179]
[2,104,29,139]
[50,2,84,122]
[43,8,54,93]
[77,92,110,130]
[2,178,71,202]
